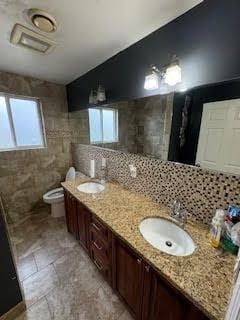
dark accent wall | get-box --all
[168,79,240,164]
[67,0,240,111]
[168,92,186,162]
[0,203,23,316]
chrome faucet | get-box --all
[169,200,187,228]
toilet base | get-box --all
[51,201,65,218]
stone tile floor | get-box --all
[9,210,132,320]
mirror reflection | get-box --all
[87,94,173,161]
[73,79,240,176]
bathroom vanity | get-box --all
[62,178,235,320]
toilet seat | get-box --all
[43,167,82,218]
[43,187,64,204]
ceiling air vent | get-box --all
[10,24,56,54]
[27,9,58,33]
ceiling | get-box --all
[0,0,202,84]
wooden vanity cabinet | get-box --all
[64,190,112,282]
[142,266,209,320]
[63,190,209,320]
[76,201,90,253]
[64,190,79,239]
[186,307,209,320]
[146,269,190,320]
[64,190,90,253]
[112,236,143,319]
[112,235,209,320]
[145,271,190,320]
[89,214,112,284]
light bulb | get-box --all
[144,72,159,90]
[97,85,106,102]
[165,64,181,86]
[89,89,97,104]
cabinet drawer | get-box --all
[90,215,109,240]
[91,246,111,282]
[90,230,110,260]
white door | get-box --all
[196,99,240,175]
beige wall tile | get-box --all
[0,72,71,223]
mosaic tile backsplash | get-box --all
[72,144,240,224]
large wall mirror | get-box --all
[87,94,173,161]
[196,99,240,174]
[168,79,240,175]
[74,79,240,175]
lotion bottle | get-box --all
[210,209,225,248]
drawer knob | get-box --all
[93,241,102,250]
[137,258,142,265]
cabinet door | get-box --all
[149,272,188,320]
[141,263,153,320]
[64,190,71,232]
[186,306,209,320]
[142,266,209,320]
[64,191,78,239]
[76,202,90,253]
[113,237,143,319]
[70,195,79,239]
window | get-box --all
[88,107,118,144]
[0,94,45,151]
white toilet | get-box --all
[43,167,76,218]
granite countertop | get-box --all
[62,177,235,320]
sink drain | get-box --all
[165,241,172,247]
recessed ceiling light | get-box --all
[10,24,56,54]
[27,8,58,33]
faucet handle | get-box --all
[172,200,181,211]
[170,200,180,216]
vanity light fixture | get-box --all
[89,85,106,104]
[97,85,106,102]
[144,56,182,91]
[89,89,97,105]
[144,65,160,90]
[164,56,182,86]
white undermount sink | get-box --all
[77,182,105,194]
[139,217,195,256]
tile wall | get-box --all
[0,72,72,223]
[71,94,173,160]
[72,144,240,224]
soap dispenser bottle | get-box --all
[210,209,225,248]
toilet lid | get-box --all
[65,167,76,181]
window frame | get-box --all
[88,107,119,144]
[0,93,47,152]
